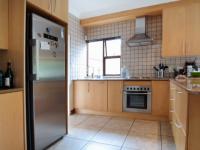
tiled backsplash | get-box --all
[85,15,200,77]
[69,14,87,80]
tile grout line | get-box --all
[120,119,135,150]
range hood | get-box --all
[127,16,153,47]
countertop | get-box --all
[0,88,24,94]
[171,78,200,94]
[73,77,170,81]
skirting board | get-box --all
[75,109,168,121]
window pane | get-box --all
[106,39,121,56]
[88,41,103,76]
[105,58,120,75]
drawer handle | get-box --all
[170,110,175,113]
[177,91,183,94]
[174,121,182,129]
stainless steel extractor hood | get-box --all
[127,16,153,47]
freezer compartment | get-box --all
[33,80,66,150]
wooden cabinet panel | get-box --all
[0,91,24,150]
[108,81,123,113]
[175,87,188,134]
[52,0,68,22]
[172,120,186,150]
[74,81,89,109]
[0,0,8,50]
[185,2,200,56]
[152,81,169,117]
[74,81,108,112]
[162,5,186,57]
[89,81,108,112]
[28,0,52,13]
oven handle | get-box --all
[123,91,152,95]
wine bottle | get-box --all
[4,62,14,88]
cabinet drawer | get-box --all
[172,117,186,150]
[175,87,188,134]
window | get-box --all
[87,37,121,76]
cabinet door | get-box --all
[74,81,89,109]
[28,0,51,13]
[152,81,169,117]
[0,0,8,50]
[175,87,188,134]
[185,2,200,56]
[162,6,186,57]
[89,81,108,112]
[108,81,123,113]
[0,92,24,150]
[52,0,68,22]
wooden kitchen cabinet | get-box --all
[152,81,169,117]
[170,81,200,150]
[28,0,52,13]
[162,1,200,57]
[52,0,68,22]
[74,81,108,112]
[27,0,68,22]
[162,5,186,57]
[185,2,200,56]
[0,91,25,150]
[0,0,8,50]
[108,81,123,113]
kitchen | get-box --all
[1,0,200,150]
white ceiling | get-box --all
[69,0,177,19]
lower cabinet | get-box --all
[74,81,108,112]
[170,81,200,150]
[108,81,123,113]
[152,81,169,117]
[0,91,25,150]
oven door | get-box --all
[123,91,151,113]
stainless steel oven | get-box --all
[123,86,152,113]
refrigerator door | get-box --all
[31,14,66,150]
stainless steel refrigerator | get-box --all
[26,13,66,150]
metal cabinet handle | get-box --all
[177,91,183,94]
[88,82,90,93]
[174,121,182,129]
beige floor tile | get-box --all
[130,120,160,135]
[48,136,87,150]
[103,117,134,131]
[69,114,90,127]
[162,136,176,150]
[91,128,128,147]
[81,142,120,150]
[78,115,111,129]
[68,126,100,140]
[161,121,173,137]
[123,131,161,150]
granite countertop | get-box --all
[171,78,200,94]
[0,88,24,94]
[74,77,170,81]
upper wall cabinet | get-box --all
[162,2,200,57]
[162,5,186,57]
[28,0,68,22]
[52,0,68,22]
[185,2,200,56]
[0,0,8,50]
[28,0,51,13]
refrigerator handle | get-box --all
[32,39,40,81]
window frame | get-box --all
[87,36,121,77]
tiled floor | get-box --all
[48,114,175,150]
